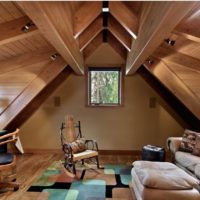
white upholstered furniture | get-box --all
[167,137,200,180]
[131,161,200,200]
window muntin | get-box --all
[88,67,121,106]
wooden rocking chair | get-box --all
[60,115,100,175]
[0,129,20,191]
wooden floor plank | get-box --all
[0,153,139,199]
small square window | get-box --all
[87,67,122,106]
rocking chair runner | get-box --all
[0,129,20,191]
[60,116,100,175]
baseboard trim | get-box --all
[99,150,141,155]
[24,148,63,154]
[23,149,141,155]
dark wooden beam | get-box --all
[138,66,200,131]
[5,67,72,131]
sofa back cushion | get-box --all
[179,129,200,153]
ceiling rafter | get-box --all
[107,32,127,60]
[84,32,102,60]
[0,49,55,75]
[108,15,131,51]
[17,1,84,75]
[109,1,138,39]
[126,1,197,75]
[79,15,103,51]
[73,2,102,39]
[0,16,39,46]
[153,46,200,72]
[144,57,200,119]
[0,57,67,129]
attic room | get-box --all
[0,1,200,200]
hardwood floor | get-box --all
[0,153,139,200]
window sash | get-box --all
[88,67,121,106]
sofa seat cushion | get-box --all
[175,151,200,172]
[132,161,199,190]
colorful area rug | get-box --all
[27,161,135,200]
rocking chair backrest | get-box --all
[60,115,83,146]
[65,115,76,143]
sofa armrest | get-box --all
[167,137,182,154]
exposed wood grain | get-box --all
[17,1,84,75]
[73,2,101,38]
[108,32,127,60]
[0,2,24,22]
[175,3,200,42]
[109,1,138,39]
[164,33,200,60]
[0,49,55,74]
[0,63,50,118]
[0,33,53,62]
[174,31,200,43]
[83,32,102,59]
[144,58,200,119]
[79,15,103,51]
[0,16,39,46]
[154,46,200,72]
[0,153,138,199]
[138,66,200,130]
[108,16,131,51]
[6,67,72,130]
[0,57,67,129]
[126,1,197,75]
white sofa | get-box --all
[167,137,200,180]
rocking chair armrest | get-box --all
[85,139,99,151]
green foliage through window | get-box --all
[89,68,121,105]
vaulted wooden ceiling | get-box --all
[0,1,200,129]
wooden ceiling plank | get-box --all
[175,4,200,42]
[0,2,24,19]
[173,31,200,43]
[0,4,15,22]
[73,2,102,39]
[0,49,55,74]
[84,32,102,59]
[108,32,127,60]
[144,58,200,119]
[79,15,103,51]
[17,2,84,75]
[154,46,200,72]
[0,57,67,129]
[108,16,132,51]
[126,1,197,75]
[0,16,39,46]
[109,1,138,39]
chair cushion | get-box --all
[0,153,14,165]
[73,150,98,161]
[70,138,86,153]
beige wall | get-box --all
[20,44,184,151]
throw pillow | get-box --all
[70,138,86,153]
[192,135,200,156]
[179,129,200,153]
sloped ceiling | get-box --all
[0,1,200,129]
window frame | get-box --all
[86,65,124,107]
